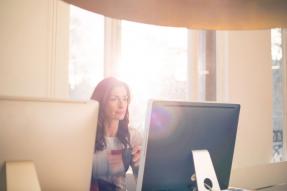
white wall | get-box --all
[0,0,69,98]
[217,30,273,168]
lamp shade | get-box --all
[62,0,287,30]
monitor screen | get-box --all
[0,96,98,191]
[137,100,240,191]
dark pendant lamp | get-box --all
[62,0,287,30]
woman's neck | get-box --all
[104,120,119,137]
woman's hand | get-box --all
[107,149,125,174]
[131,145,141,167]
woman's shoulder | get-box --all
[129,127,143,146]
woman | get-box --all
[90,77,142,191]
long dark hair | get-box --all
[91,77,131,151]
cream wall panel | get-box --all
[0,0,69,98]
[217,30,273,168]
[0,0,49,96]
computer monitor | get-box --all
[137,100,240,191]
[0,96,98,191]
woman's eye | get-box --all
[109,97,117,101]
[109,96,128,102]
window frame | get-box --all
[283,29,287,161]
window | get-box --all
[118,21,188,129]
[271,28,286,162]
[69,6,216,131]
[69,5,104,99]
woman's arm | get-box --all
[129,128,143,177]
[131,145,141,176]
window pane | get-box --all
[119,21,188,129]
[69,5,104,99]
[271,28,284,162]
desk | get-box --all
[258,184,287,191]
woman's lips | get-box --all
[116,111,125,115]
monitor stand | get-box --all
[192,150,221,191]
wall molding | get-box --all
[47,0,57,97]
[47,0,69,98]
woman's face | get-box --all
[104,85,129,121]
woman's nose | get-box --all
[118,99,123,107]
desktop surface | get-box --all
[258,184,287,191]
